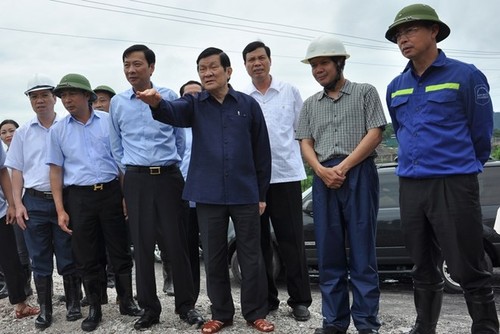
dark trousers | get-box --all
[313,157,380,331]
[197,203,267,322]
[160,205,200,300]
[124,167,195,316]
[22,193,74,278]
[260,181,311,309]
[65,180,132,280]
[399,174,493,292]
[0,215,27,305]
[13,224,30,266]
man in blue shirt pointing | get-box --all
[136,47,274,334]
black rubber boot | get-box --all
[81,276,102,332]
[23,264,33,297]
[407,281,443,334]
[115,273,144,316]
[465,289,500,334]
[162,261,174,296]
[34,276,53,329]
[63,274,82,321]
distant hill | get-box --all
[495,112,500,130]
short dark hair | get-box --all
[0,119,19,129]
[179,80,202,97]
[122,44,156,65]
[242,41,271,62]
[196,47,231,70]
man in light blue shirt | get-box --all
[47,73,142,332]
[109,44,203,331]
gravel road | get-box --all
[1,265,498,334]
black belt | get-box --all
[68,179,118,192]
[126,165,177,175]
[25,188,53,200]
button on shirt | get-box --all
[151,86,271,205]
[243,78,306,184]
[5,114,63,191]
[109,85,185,172]
[46,110,119,186]
[386,50,493,178]
[296,80,387,163]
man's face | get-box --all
[182,84,202,97]
[309,56,337,88]
[123,51,155,91]
[395,23,437,60]
[244,47,271,81]
[197,55,231,93]
[59,89,89,115]
[28,89,57,115]
[93,92,112,112]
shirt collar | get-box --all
[318,79,352,101]
[404,49,447,74]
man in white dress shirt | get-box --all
[242,41,312,321]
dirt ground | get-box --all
[0,265,498,334]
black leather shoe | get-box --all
[314,327,347,334]
[179,309,204,328]
[134,312,160,330]
[358,330,379,334]
[291,305,310,321]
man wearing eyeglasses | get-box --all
[386,4,499,334]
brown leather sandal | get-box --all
[247,319,275,332]
[201,319,233,333]
[15,303,40,319]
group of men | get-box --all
[0,3,498,334]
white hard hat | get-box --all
[24,73,55,96]
[301,35,350,64]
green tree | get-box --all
[492,145,500,160]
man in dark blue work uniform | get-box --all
[386,4,499,334]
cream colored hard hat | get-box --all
[24,73,55,96]
[302,35,350,64]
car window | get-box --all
[378,170,399,209]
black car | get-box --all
[229,160,500,293]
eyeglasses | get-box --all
[393,26,421,42]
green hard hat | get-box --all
[93,85,116,97]
[53,73,97,102]
[385,4,450,43]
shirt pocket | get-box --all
[390,95,410,123]
[424,90,459,123]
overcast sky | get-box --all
[1,0,499,125]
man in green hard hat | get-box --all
[385,4,499,334]
[48,73,143,332]
[93,85,115,113]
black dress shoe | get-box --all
[134,312,160,330]
[358,330,379,334]
[291,305,310,321]
[179,309,205,328]
[314,327,347,334]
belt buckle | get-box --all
[149,167,161,175]
[93,184,104,191]
[43,192,53,200]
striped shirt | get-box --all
[296,80,387,163]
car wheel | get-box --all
[439,253,492,294]
[230,245,281,284]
